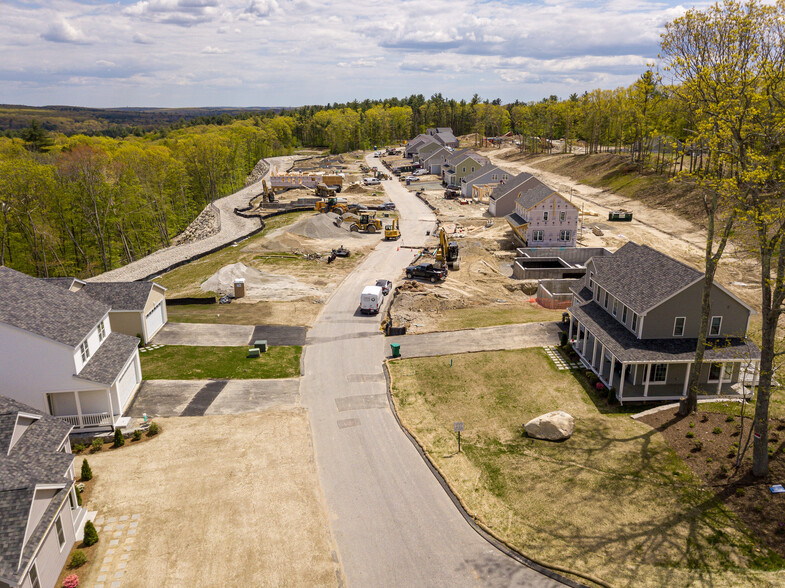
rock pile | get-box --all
[171,204,221,246]
[244,159,271,186]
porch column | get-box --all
[591,337,598,369]
[609,356,616,389]
[581,327,588,355]
[569,314,574,343]
[107,389,117,430]
[598,343,605,375]
[634,364,638,386]
[682,363,691,397]
[619,364,626,398]
[716,362,725,395]
[644,364,651,397]
[73,391,84,429]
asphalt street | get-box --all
[298,154,565,587]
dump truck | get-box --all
[435,227,460,270]
[384,217,400,241]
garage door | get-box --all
[117,359,140,408]
[145,302,165,340]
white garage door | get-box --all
[117,359,140,408]
[145,302,165,339]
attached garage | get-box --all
[81,280,167,344]
[145,301,166,340]
[116,356,141,409]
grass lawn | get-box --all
[141,345,301,379]
[436,303,563,331]
[389,348,782,587]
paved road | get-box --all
[152,322,307,346]
[388,322,561,358]
[299,154,564,587]
[127,379,299,417]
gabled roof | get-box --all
[77,332,140,386]
[515,180,560,210]
[0,396,73,584]
[463,163,505,184]
[421,147,451,165]
[489,171,533,200]
[0,267,109,348]
[591,242,703,315]
[80,281,159,312]
[416,141,443,158]
[42,277,85,292]
[434,131,458,145]
[445,149,486,168]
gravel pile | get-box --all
[201,262,323,301]
[290,213,362,240]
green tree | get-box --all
[20,120,53,152]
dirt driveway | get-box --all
[78,413,341,587]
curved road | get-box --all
[299,155,564,587]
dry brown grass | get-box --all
[389,349,782,587]
[166,299,324,327]
[76,413,341,587]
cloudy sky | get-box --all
[1,0,696,108]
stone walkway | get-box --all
[92,513,141,588]
[543,346,581,371]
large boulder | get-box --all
[524,411,575,441]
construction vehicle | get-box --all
[340,212,383,234]
[384,218,400,241]
[435,227,460,270]
[262,179,275,202]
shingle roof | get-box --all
[78,332,140,386]
[489,171,533,200]
[0,396,73,584]
[570,301,760,363]
[42,277,83,291]
[445,150,487,168]
[505,212,528,228]
[421,147,451,165]
[80,281,156,311]
[434,131,458,145]
[0,267,109,347]
[591,242,703,314]
[516,180,558,210]
[463,163,503,184]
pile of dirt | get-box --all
[289,213,361,239]
[200,262,323,301]
[343,184,370,195]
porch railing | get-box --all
[56,412,113,428]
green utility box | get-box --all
[247,347,261,358]
[254,340,268,353]
[608,211,633,222]
[390,343,401,358]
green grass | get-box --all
[389,348,779,587]
[436,304,562,330]
[140,345,301,379]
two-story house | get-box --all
[502,177,579,246]
[420,146,452,175]
[460,164,509,198]
[441,150,488,188]
[0,395,90,588]
[568,243,759,403]
[404,135,436,158]
[426,127,459,148]
[0,267,142,432]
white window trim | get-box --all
[622,305,628,324]
[559,230,571,241]
[80,340,90,363]
[673,316,686,337]
[604,292,609,309]
[631,312,638,333]
[29,562,40,588]
[707,362,733,383]
[532,230,544,241]
[710,315,723,336]
[612,300,618,316]
[647,363,668,385]
[56,516,66,551]
[98,321,106,342]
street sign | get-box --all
[453,422,464,432]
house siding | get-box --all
[642,283,750,339]
[108,311,144,342]
[518,194,579,247]
[27,505,74,588]
[489,191,517,217]
[73,315,111,373]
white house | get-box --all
[0,396,89,588]
[0,267,142,432]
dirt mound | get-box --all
[201,262,323,301]
[289,213,362,239]
[343,184,370,195]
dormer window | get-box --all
[622,305,628,324]
[612,300,618,316]
[98,321,106,342]
[631,312,638,332]
[588,272,594,289]
[604,292,609,309]
[80,340,90,363]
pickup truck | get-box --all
[405,263,447,283]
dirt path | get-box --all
[482,148,762,308]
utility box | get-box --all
[254,340,268,353]
[234,278,246,299]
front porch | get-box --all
[47,389,125,431]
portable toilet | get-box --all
[234,278,246,299]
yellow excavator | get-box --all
[384,217,400,240]
[435,227,460,270]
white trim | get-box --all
[673,316,686,337]
[710,315,723,336]
[55,516,66,552]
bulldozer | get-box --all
[434,227,460,270]
[340,212,383,234]
[384,217,400,241]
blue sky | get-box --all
[0,0,698,108]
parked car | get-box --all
[375,279,392,295]
[405,263,447,283]
[362,177,381,186]
[412,169,428,176]
[380,201,396,210]
[402,175,420,182]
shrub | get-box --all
[595,381,605,391]
[701,414,709,423]
[80,460,92,482]
[692,440,703,452]
[689,421,695,428]
[63,574,80,588]
[69,550,86,568]
[132,429,142,441]
[712,427,723,435]
[725,415,735,423]
[72,443,85,453]
[728,448,737,458]
[83,521,98,547]
[113,429,125,448]
[706,457,713,463]
[720,464,730,474]
[90,438,103,453]
[560,332,568,347]
[736,487,747,497]
[686,431,694,438]
[147,422,160,436]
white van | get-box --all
[362,177,381,186]
[360,285,384,314]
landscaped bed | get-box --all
[140,345,301,379]
[388,348,783,587]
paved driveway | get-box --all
[152,322,308,346]
[127,379,300,417]
[387,322,561,358]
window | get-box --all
[649,363,667,383]
[631,312,638,332]
[612,300,618,316]
[532,230,544,241]
[543,211,549,221]
[709,363,733,382]
[588,271,594,289]
[622,305,628,324]
[673,317,686,337]
[559,211,566,222]
[29,562,40,588]
[55,516,65,550]
[559,230,572,241]
[462,166,466,173]
[492,174,498,180]
[604,291,609,309]
[710,316,722,336]
[79,340,90,363]
[595,287,601,302]
[98,321,106,342]
[69,490,75,510]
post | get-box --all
[619,364,626,399]
[682,363,691,397]
[717,362,725,396]
[454,422,464,453]
[644,364,651,397]
[73,391,83,429]
[458,431,461,453]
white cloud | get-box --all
[132,32,154,44]
[201,45,229,54]
[245,0,279,18]
[41,18,89,44]
[123,0,222,26]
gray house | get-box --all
[420,147,452,175]
[404,135,436,158]
[414,141,443,164]
[442,150,488,188]
[0,396,90,588]
[426,127,459,148]
[488,172,533,217]
[460,164,509,198]
[568,242,759,403]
